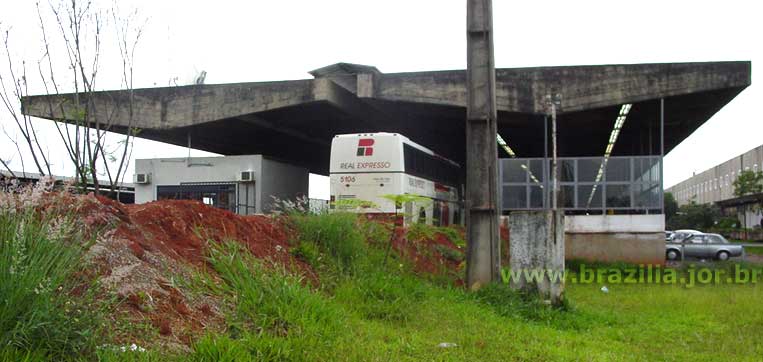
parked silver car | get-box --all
[666,233,744,261]
[670,229,703,243]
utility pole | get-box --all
[546,94,561,211]
[465,0,500,289]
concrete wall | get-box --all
[260,158,310,213]
[564,214,665,265]
[565,214,664,233]
[134,155,308,214]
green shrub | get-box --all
[356,219,391,248]
[0,208,101,358]
[435,225,466,248]
[715,217,740,230]
[406,222,437,241]
[469,283,608,332]
[474,282,561,320]
[289,241,321,266]
[435,244,464,262]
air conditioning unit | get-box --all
[134,173,151,184]
[238,170,255,182]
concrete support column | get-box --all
[465,0,501,289]
[509,211,565,305]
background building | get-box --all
[668,144,763,230]
[1,170,135,203]
[134,155,308,215]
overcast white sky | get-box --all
[1,0,760,199]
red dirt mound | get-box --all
[388,223,511,279]
[389,226,465,279]
[114,199,308,271]
[72,196,318,349]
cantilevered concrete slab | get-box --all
[22,61,751,174]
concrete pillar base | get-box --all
[509,210,565,305]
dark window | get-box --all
[502,186,526,209]
[403,144,460,187]
[157,184,237,212]
[605,184,630,208]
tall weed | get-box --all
[0,207,100,357]
[206,241,343,360]
[290,213,366,274]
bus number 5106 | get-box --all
[340,176,356,183]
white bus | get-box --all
[329,133,462,226]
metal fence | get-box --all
[499,156,662,212]
[309,198,330,214]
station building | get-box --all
[22,61,752,263]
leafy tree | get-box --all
[733,170,763,197]
[664,192,678,226]
[667,202,720,231]
[1,0,145,194]
[732,170,763,235]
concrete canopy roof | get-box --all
[22,61,751,175]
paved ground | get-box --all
[665,254,763,267]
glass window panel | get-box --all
[529,186,544,208]
[605,184,631,208]
[502,185,527,209]
[634,157,660,183]
[502,159,527,183]
[551,160,576,182]
[605,158,631,182]
[633,158,646,182]
[634,183,660,208]
[577,184,603,210]
[578,158,604,182]
[529,159,545,183]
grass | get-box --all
[4,202,763,361]
[205,239,345,360]
[191,214,763,361]
[730,240,763,256]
